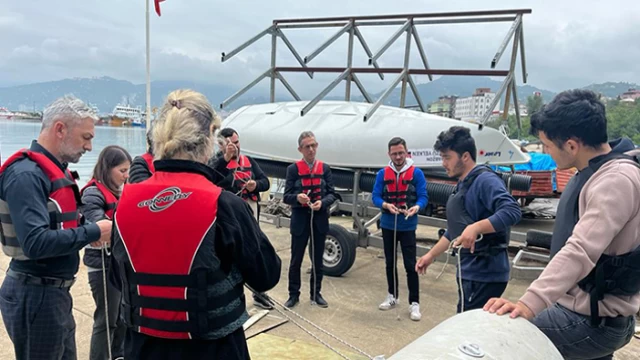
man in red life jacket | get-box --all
[210,127,273,310]
[283,131,337,308]
[0,95,112,360]
[210,128,270,221]
[372,137,428,321]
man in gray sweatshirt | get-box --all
[485,89,640,360]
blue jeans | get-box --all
[532,304,635,360]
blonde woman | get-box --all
[109,89,281,360]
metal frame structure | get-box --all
[221,9,531,124]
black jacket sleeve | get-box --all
[128,156,152,184]
[80,186,108,223]
[249,157,270,193]
[2,171,100,259]
[210,155,235,189]
[320,164,337,210]
[283,164,299,206]
[215,191,281,293]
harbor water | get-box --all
[0,120,147,188]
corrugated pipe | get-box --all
[254,159,530,206]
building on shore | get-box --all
[620,88,640,102]
[427,96,457,118]
[454,88,500,122]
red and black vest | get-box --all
[81,179,118,219]
[296,160,325,206]
[382,165,417,211]
[0,149,81,260]
[113,171,247,340]
[141,152,155,173]
[227,155,257,202]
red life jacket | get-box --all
[382,165,417,210]
[113,171,247,340]
[81,179,118,219]
[296,160,325,206]
[226,154,257,202]
[0,149,80,260]
[141,152,155,173]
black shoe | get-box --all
[311,294,328,308]
[253,293,273,310]
[285,295,299,308]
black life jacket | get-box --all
[113,170,247,340]
[445,166,509,257]
[550,151,640,325]
[381,165,417,212]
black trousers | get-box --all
[381,228,419,304]
[288,222,326,298]
[88,269,126,360]
[0,275,77,360]
[456,279,508,313]
[125,327,250,360]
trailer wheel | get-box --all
[323,224,357,277]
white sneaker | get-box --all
[378,294,397,310]
[409,302,421,321]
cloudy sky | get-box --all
[1,0,639,96]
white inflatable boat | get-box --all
[387,309,562,360]
[221,101,530,170]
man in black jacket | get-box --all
[283,131,337,308]
[210,128,270,220]
[0,96,112,359]
[209,127,273,310]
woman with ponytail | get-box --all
[109,89,281,360]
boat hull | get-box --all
[222,101,530,169]
[387,309,562,360]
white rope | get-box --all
[101,245,113,360]
[434,235,483,314]
[392,211,400,321]
[310,205,318,306]
[247,285,378,360]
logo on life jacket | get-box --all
[137,187,192,212]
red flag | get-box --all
[154,0,165,16]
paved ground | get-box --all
[1,218,638,359]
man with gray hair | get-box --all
[0,95,112,359]
[283,131,337,308]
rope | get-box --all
[101,245,113,360]
[247,285,379,360]
[392,211,400,320]
[310,203,318,306]
[434,234,483,314]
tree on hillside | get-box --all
[526,95,544,116]
[606,101,640,144]
[486,114,536,141]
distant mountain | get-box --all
[582,82,639,98]
[1,76,636,116]
[0,77,254,115]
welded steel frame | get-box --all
[221,9,531,125]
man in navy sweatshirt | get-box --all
[372,137,428,321]
[416,126,521,313]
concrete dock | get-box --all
[1,219,638,359]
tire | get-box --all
[322,224,357,277]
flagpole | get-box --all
[145,0,151,134]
